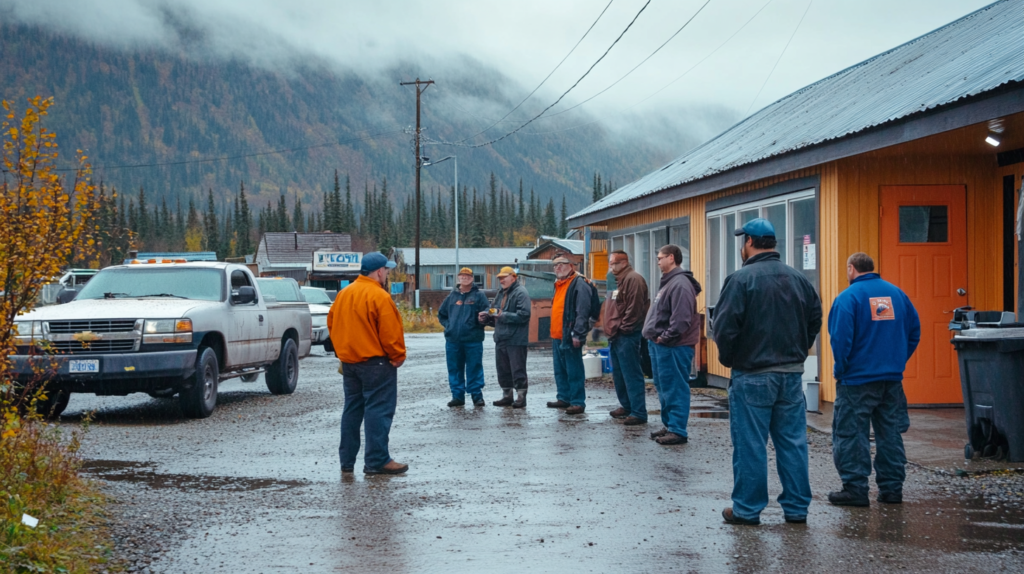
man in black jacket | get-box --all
[438,267,491,407]
[546,256,593,415]
[713,218,822,527]
[479,267,532,408]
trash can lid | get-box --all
[955,328,1024,340]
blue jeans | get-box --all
[729,370,811,521]
[832,381,909,498]
[339,358,398,472]
[552,339,586,407]
[648,343,693,436]
[445,340,485,400]
[611,332,647,420]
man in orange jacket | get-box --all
[328,252,408,475]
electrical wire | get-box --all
[45,127,405,173]
[427,0,653,149]
[517,0,775,136]
[452,0,615,141]
[540,0,712,119]
[744,0,814,117]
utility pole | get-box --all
[400,77,434,308]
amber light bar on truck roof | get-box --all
[130,259,189,264]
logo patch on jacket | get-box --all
[611,289,619,300]
[870,297,895,321]
[455,300,462,306]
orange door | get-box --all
[880,185,967,405]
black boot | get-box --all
[493,388,514,406]
[512,389,527,409]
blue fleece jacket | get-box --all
[828,273,921,385]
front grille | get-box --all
[48,319,137,334]
[51,340,135,354]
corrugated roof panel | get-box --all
[572,0,1024,220]
[396,248,533,266]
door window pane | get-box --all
[790,198,818,291]
[899,206,949,243]
[724,214,737,277]
[765,203,787,266]
[708,216,722,305]
[652,228,668,284]
[611,236,624,252]
[740,209,759,227]
[624,234,635,266]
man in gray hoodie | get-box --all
[642,244,702,446]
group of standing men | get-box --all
[330,218,922,527]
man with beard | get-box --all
[479,267,531,408]
[546,256,594,415]
[604,250,650,426]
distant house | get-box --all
[254,232,354,288]
[393,247,533,291]
[527,236,585,267]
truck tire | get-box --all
[240,373,259,383]
[179,347,219,418]
[266,338,299,395]
[36,387,71,420]
[148,389,176,398]
[323,338,334,354]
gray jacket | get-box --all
[642,267,702,347]
[490,280,531,347]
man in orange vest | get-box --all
[546,255,593,415]
[328,252,408,475]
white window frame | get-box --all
[610,219,691,299]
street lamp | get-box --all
[421,155,458,290]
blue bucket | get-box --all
[597,348,612,373]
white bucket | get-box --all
[583,354,602,379]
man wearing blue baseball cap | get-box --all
[713,218,822,526]
[328,251,409,475]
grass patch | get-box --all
[1,418,115,574]
[398,303,444,333]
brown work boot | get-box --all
[565,405,585,415]
[546,400,570,409]
[365,460,409,475]
[512,389,527,409]
[623,416,647,426]
[493,389,514,406]
[609,407,629,419]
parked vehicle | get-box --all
[11,261,312,419]
[299,286,333,352]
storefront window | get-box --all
[707,216,722,305]
[670,223,691,270]
[637,232,651,289]
[790,198,818,291]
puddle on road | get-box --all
[82,460,308,492]
[692,410,729,419]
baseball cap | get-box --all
[733,217,776,238]
[497,266,517,278]
[458,267,473,276]
[551,256,572,265]
[360,252,397,273]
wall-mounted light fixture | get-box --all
[986,132,1002,146]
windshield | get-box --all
[300,287,332,305]
[76,268,224,301]
[257,279,302,302]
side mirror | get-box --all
[232,286,257,305]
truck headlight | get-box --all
[143,318,193,344]
[14,321,44,344]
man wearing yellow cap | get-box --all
[479,266,532,407]
[438,267,490,407]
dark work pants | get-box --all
[495,345,528,390]
[610,331,647,420]
[339,357,397,472]
[832,381,909,498]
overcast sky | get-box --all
[2,0,997,145]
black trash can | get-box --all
[952,326,1024,461]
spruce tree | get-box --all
[559,195,568,238]
[543,198,557,237]
[470,188,486,248]
[238,182,252,254]
[343,174,355,232]
[293,196,305,233]
[204,190,219,257]
[137,187,150,246]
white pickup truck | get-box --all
[11,261,312,418]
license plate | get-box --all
[68,359,99,374]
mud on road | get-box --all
[59,334,1024,573]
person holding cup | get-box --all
[479,266,531,408]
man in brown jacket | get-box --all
[604,250,650,425]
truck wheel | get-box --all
[36,388,71,420]
[240,373,259,383]
[266,338,299,395]
[179,347,219,418]
[323,338,334,354]
[148,389,176,398]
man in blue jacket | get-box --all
[828,252,920,506]
[438,268,491,407]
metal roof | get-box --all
[571,0,1024,221]
[529,239,585,257]
[396,247,533,266]
[256,232,352,265]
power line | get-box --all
[427,0,652,149]
[45,127,404,173]
[518,0,775,136]
[540,0,713,120]
[453,0,615,142]
[744,0,814,117]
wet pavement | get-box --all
[58,333,1024,573]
